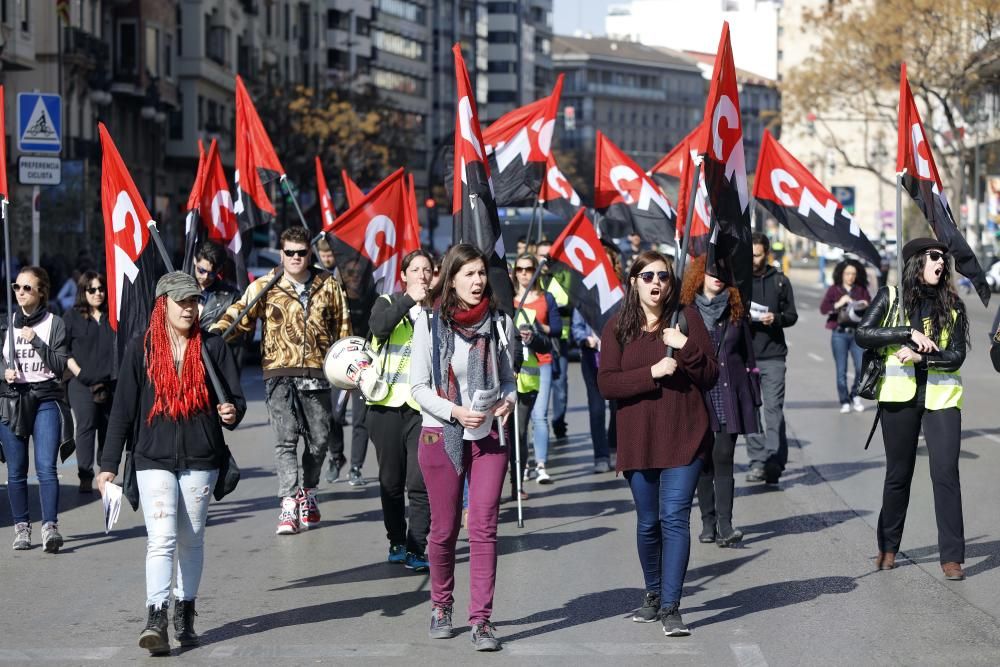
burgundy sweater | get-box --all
[598,305,719,473]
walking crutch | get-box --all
[494,319,524,528]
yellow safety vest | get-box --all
[368,295,420,411]
[515,305,542,394]
[542,272,570,341]
[877,286,963,410]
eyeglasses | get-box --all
[514,266,534,273]
[926,250,947,262]
[637,271,670,284]
[11,283,34,293]
[195,266,212,275]
[283,248,309,258]
[85,286,106,295]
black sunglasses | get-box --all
[926,250,947,262]
[637,271,670,284]
[283,248,309,258]
[11,283,34,293]
[514,266,534,273]
[195,266,212,275]
[85,286,106,295]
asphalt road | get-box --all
[1,273,999,665]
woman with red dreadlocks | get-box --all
[97,272,245,655]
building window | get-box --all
[266,3,272,36]
[327,9,349,30]
[169,90,183,140]
[19,0,28,32]
[164,33,174,79]
[145,25,160,76]
[356,16,371,36]
[327,49,349,69]
[488,31,517,44]
[376,0,425,23]
[487,61,516,73]
[175,6,182,57]
[371,67,426,96]
[117,20,138,75]
[372,29,424,61]
[284,2,290,41]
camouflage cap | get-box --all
[155,271,202,301]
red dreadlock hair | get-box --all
[144,296,210,424]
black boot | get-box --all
[696,475,716,543]
[138,601,170,655]
[174,599,200,647]
[715,479,744,547]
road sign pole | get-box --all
[31,186,40,265]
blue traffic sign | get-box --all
[17,93,61,153]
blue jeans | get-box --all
[625,459,703,607]
[550,342,569,430]
[1,400,61,525]
[530,363,553,463]
[137,468,219,606]
[831,329,863,404]
[580,349,610,461]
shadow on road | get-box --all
[690,576,857,627]
[739,509,870,546]
[270,561,429,592]
[901,535,1000,578]
[499,526,616,555]
[499,587,644,641]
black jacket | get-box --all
[749,267,798,360]
[855,286,966,372]
[63,308,116,385]
[199,280,239,330]
[101,333,246,474]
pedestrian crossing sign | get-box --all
[17,93,61,153]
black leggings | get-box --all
[697,430,738,529]
[878,403,964,563]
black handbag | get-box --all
[857,290,900,401]
[122,450,140,511]
[213,446,240,501]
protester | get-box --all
[55,270,81,312]
[856,238,970,580]
[622,232,646,274]
[328,255,377,486]
[535,239,571,441]
[212,226,351,535]
[598,251,718,636]
[0,267,73,552]
[64,271,115,493]
[410,243,516,651]
[820,258,872,413]
[746,233,798,484]
[681,255,760,547]
[366,249,434,572]
[98,272,245,654]
[193,242,239,330]
[315,236,339,278]
[511,252,561,490]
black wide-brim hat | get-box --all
[902,237,948,265]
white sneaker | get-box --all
[276,497,300,535]
[593,459,611,473]
[852,396,865,412]
[840,403,851,414]
[535,465,553,484]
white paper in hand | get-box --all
[102,482,123,534]
[470,387,501,414]
[749,301,770,322]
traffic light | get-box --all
[425,197,438,236]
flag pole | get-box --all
[525,198,539,251]
[279,175,312,233]
[664,160,702,359]
[3,197,18,374]
[895,169,905,304]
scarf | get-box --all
[695,291,729,330]
[13,306,48,328]
[436,298,496,474]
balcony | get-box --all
[63,27,110,69]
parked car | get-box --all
[247,248,281,280]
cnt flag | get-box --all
[547,208,624,334]
[754,130,881,268]
[696,22,753,304]
[327,168,411,295]
[403,173,422,255]
[316,157,338,233]
[198,140,243,284]
[482,74,564,207]
[342,170,365,209]
[99,123,160,361]
[897,63,989,306]
[539,152,583,223]
[234,75,284,232]
[451,43,513,313]
[594,131,676,243]
[181,139,208,274]
[650,122,712,257]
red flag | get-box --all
[897,63,988,305]
[0,86,10,201]
[199,140,239,253]
[234,75,283,229]
[181,140,208,273]
[539,152,582,222]
[402,173,421,255]
[696,22,752,304]
[594,131,676,243]
[185,139,207,213]
[316,158,337,233]
[651,122,705,181]
[753,130,880,267]
[548,208,624,333]
[99,123,159,356]
[481,74,564,206]
[650,123,712,255]
[328,168,410,293]
[342,170,365,208]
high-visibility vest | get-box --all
[515,305,542,393]
[368,295,420,411]
[877,286,963,410]
[543,272,570,341]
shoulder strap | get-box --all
[430,311,441,392]
[677,308,688,336]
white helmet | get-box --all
[323,336,390,402]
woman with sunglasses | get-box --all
[856,238,969,580]
[820,258,872,414]
[410,244,516,651]
[0,267,72,552]
[63,271,116,493]
[598,251,718,636]
[511,252,561,491]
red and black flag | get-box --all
[897,63,989,306]
[651,123,712,257]
[181,140,208,274]
[99,123,161,360]
[234,75,283,232]
[754,130,881,268]
[342,170,365,209]
[451,43,513,313]
[316,157,337,233]
[403,173,422,255]
[328,167,410,294]
[482,74,564,207]
[199,140,244,285]
[594,131,676,243]
[696,22,753,304]
[539,152,582,223]
[548,208,624,333]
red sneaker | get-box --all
[276,497,299,535]
[298,488,321,530]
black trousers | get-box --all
[67,378,112,480]
[329,389,370,468]
[367,405,429,554]
[878,403,964,563]
[697,429,738,530]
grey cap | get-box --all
[155,271,202,301]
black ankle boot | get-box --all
[138,602,170,655]
[696,475,716,542]
[715,479,743,547]
[174,599,199,647]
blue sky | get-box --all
[553,0,619,37]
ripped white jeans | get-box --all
[137,469,219,606]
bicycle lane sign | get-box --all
[17,93,61,153]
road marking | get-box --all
[732,643,769,667]
[0,648,122,661]
[507,642,702,656]
[808,352,824,362]
[970,429,1000,444]
[210,644,411,658]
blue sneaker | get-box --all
[405,551,429,572]
[387,544,406,564]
